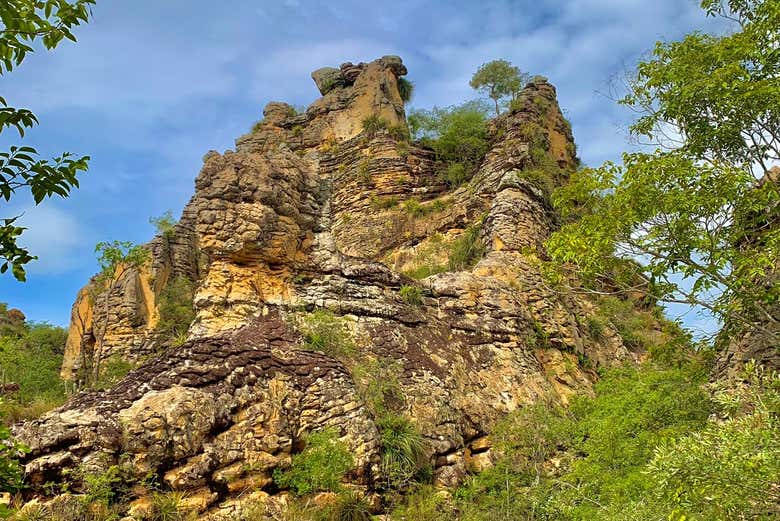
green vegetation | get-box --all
[273,428,354,496]
[469,59,528,116]
[547,0,780,343]
[377,414,428,491]
[399,285,423,306]
[0,0,93,282]
[149,211,177,240]
[298,310,356,359]
[87,241,150,387]
[361,114,389,137]
[155,276,196,346]
[408,101,490,187]
[0,314,67,424]
[0,422,26,493]
[402,197,448,218]
[370,195,399,210]
[149,491,192,521]
[448,223,485,271]
[397,77,414,102]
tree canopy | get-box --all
[470,59,528,116]
[0,1,94,281]
[547,0,780,343]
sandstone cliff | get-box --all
[14,56,638,519]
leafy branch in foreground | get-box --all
[546,0,780,343]
[0,1,94,281]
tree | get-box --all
[470,59,528,116]
[0,1,94,281]
[149,210,177,240]
[408,101,491,186]
[87,240,149,386]
[546,0,780,343]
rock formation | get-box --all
[14,56,638,519]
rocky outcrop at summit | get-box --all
[16,57,637,519]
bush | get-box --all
[441,163,470,188]
[299,310,356,359]
[0,320,67,423]
[0,422,26,493]
[647,365,780,520]
[150,211,177,240]
[397,78,414,102]
[377,415,428,491]
[399,285,423,306]
[351,358,404,418]
[324,491,372,521]
[448,224,485,271]
[361,114,389,137]
[156,276,196,341]
[408,102,491,187]
[370,195,399,210]
[273,428,354,496]
[390,485,450,521]
[150,491,191,521]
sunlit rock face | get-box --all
[19,57,639,518]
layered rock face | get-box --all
[16,57,635,518]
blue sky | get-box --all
[0,0,724,334]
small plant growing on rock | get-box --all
[399,285,423,306]
[273,428,354,496]
[356,158,372,186]
[299,310,356,359]
[326,490,372,521]
[371,195,399,210]
[149,210,177,240]
[397,77,414,102]
[447,223,485,271]
[361,114,389,137]
[149,491,191,521]
[377,414,429,491]
[156,276,196,345]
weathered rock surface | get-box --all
[18,57,637,518]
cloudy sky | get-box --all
[0,0,726,333]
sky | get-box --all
[0,0,726,334]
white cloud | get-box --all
[12,205,89,275]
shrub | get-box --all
[441,163,470,188]
[397,78,414,102]
[324,491,372,521]
[273,428,354,496]
[390,485,451,521]
[647,365,780,520]
[388,123,410,142]
[361,114,389,137]
[150,491,191,521]
[399,285,423,306]
[0,320,67,423]
[448,224,485,271]
[356,159,372,185]
[156,276,196,341]
[150,211,177,240]
[403,264,447,280]
[370,195,399,210]
[299,310,355,359]
[93,354,134,390]
[0,421,26,493]
[403,198,449,218]
[408,102,490,186]
[517,168,557,199]
[377,415,428,491]
[351,358,404,418]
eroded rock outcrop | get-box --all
[17,57,637,518]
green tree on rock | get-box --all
[470,59,528,116]
[87,240,149,386]
[0,1,94,281]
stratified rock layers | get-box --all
[16,57,634,518]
